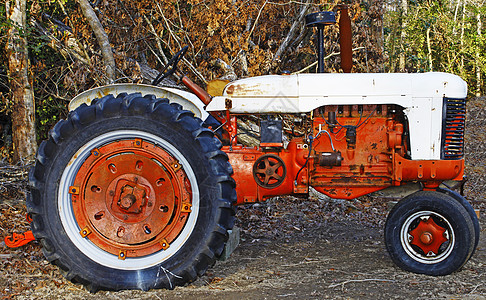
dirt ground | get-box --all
[0,98,485,299]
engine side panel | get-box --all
[310,104,395,198]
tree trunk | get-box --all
[426,27,433,71]
[370,0,385,72]
[6,0,37,163]
[476,11,482,96]
[452,0,461,35]
[460,2,465,77]
[76,0,115,84]
[399,0,408,72]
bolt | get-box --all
[420,232,433,245]
[120,194,136,209]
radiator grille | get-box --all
[441,98,466,159]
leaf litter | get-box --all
[0,98,485,299]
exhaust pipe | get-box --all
[339,5,353,73]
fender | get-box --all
[69,83,209,120]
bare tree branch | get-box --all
[247,0,268,42]
[143,14,169,65]
[292,47,365,74]
[76,0,115,84]
[274,0,311,62]
[31,18,91,66]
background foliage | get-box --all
[385,0,485,96]
[0,0,484,160]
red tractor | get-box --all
[20,8,477,291]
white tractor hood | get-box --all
[206,72,466,113]
[206,72,467,160]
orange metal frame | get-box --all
[220,104,464,205]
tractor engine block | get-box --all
[309,104,405,199]
[224,103,463,205]
[224,104,410,204]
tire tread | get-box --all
[27,93,235,291]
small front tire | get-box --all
[437,187,480,257]
[384,191,474,276]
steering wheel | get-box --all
[152,45,189,86]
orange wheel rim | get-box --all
[409,216,448,256]
[401,211,454,263]
[70,138,192,258]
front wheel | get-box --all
[28,93,236,291]
[384,191,475,276]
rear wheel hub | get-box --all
[70,139,192,258]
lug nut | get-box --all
[420,232,433,245]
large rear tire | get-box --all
[27,93,236,291]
